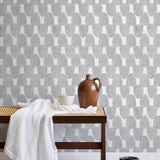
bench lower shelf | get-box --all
[0,142,102,149]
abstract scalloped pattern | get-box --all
[0,0,160,152]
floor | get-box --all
[1,151,160,160]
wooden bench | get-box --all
[0,107,106,160]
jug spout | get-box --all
[86,74,91,79]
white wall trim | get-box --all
[1,152,160,160]
[58,152,160,160]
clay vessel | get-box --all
[78,74,102,108]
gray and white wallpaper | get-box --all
[0,0,160,152]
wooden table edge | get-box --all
[0,107,106,124]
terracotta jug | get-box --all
[78,74,102,108]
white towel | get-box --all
[4,99,97,160]
[51,103,97,113]
[16,102,97,142]
[17,102,67,142]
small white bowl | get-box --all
[59,95,74,105]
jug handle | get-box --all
[93,78,102,92]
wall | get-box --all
[0,0,160,152]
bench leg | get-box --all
[101,123,106,160]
